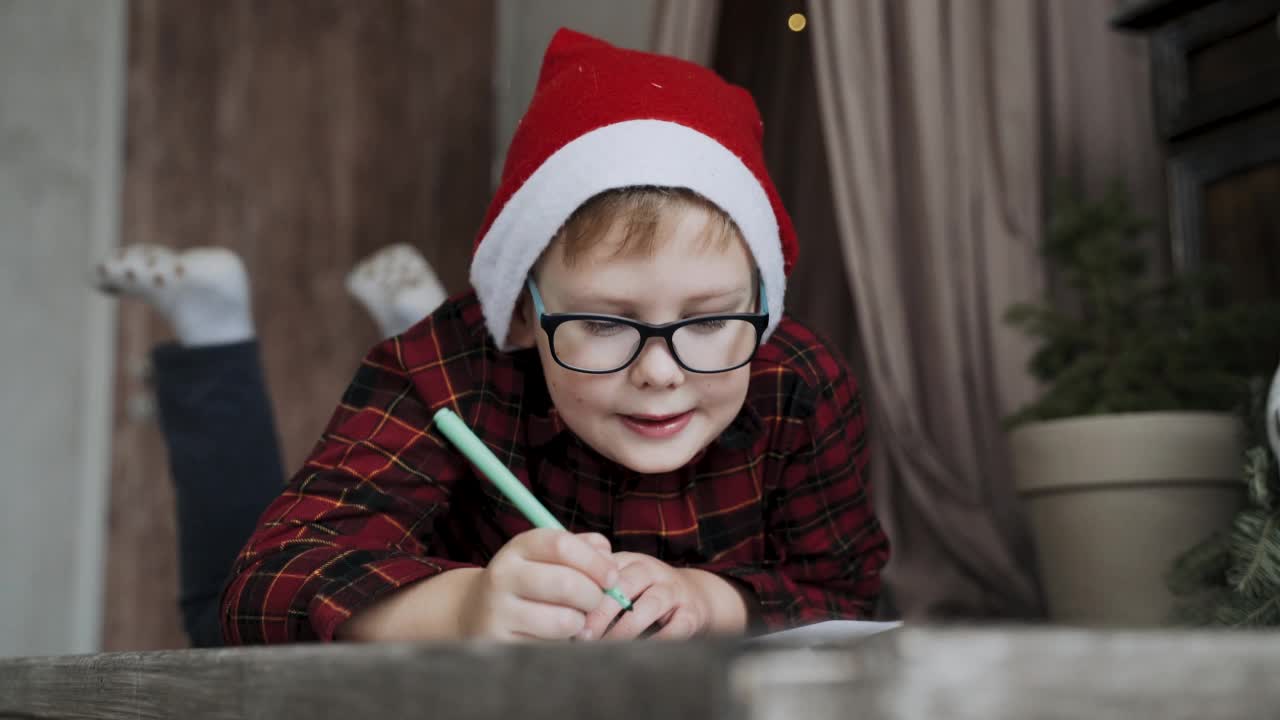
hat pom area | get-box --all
[470,29,795,350]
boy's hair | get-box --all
[551,187,743,267]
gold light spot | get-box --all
[787,13,807,32]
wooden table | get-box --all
[4,627,1280,719]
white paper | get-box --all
[751,620,902,645]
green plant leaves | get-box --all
[1005,181,1280,427]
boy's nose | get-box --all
[627,337,684,389]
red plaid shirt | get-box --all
[222,291,887,644]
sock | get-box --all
[96,245,254,347]
[346,243,448,338]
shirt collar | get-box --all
[714,400,764,450]
[526,404,569,448]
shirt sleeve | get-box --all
[220,338,477,644]
[695,360,889,631]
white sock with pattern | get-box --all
[345,243,447,338]
[96,245,254,347]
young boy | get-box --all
[222,28,888,644]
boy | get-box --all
[222,28,887,644]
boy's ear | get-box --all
[505,290,537,350]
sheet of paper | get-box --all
[751,620,902,645]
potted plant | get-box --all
[1004,183,1280,626]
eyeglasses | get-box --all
[526,276,769,374]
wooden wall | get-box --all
[105,0,493,650]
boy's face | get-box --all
[520,204,757,475]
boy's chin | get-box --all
[609,442,701,475]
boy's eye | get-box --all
[581,320,626,336]
[685,318,728,334]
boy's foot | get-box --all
[346,243,447,338]
[96,245,254,347]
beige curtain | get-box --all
[1043,1,1168,264]
[649,0,721,66]
[808,0,1162,619]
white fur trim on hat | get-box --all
[471,119,786,350]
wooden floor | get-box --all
[104,0,494,650]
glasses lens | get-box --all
[672,318,759,372]
[553,319,643,371]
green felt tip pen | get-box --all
[433,407,633,612]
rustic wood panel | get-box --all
[6,629,1280,719]
[735,627,1280,720]
[0,640,733,720]
[106,0,493,650]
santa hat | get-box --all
[470,28,797,349]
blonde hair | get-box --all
[550,187,742,267]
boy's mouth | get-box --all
[619,410,694,439]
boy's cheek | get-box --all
[696,372,751,418]
[545,369,612,412]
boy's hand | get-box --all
[459,528,620,640]
[580,553,717,640]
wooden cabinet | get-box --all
[1115,0,1280,304]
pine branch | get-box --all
[1169,587,1233,626]
[1167,530,1232,596]
[1225,508,1280,600]
[1243,446,1275,510]
[1218,591,1280,628]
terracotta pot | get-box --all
[1010,412,1243,626]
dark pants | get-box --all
[153,341,283,647]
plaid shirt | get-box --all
[222,291,888,644]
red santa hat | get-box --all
[471,28,797,349]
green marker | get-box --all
[433,407,633,612]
